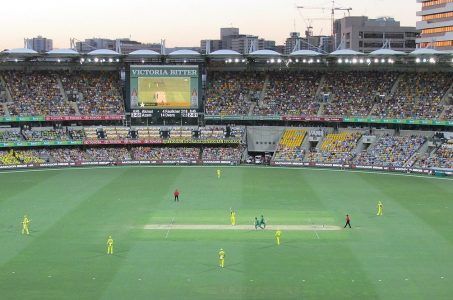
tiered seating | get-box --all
[200,127,225,139]
[132,147,199,160]
[254,72,322,116]
[306,132,362,164]
[202,147,243,161]
[3,71,74,117]
[354,135,426,167]
[372,73,451,119]
[323,72,398,117]
[61,71,124,116]
[137,127,161,139]
[273,129,307,161]
[22,128,69,141]
[415,143,453,169]
[83,128,98,140]
[0,150,44,165]
[170,127,193,139]
[205,72,264,115]
[0,130,22,142]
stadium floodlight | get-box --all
[359,59,364,64]
[302,59,307,63]
[338,58,343,64]
[94,57,99,63]
[352,58,358,64]
[277,59,282,63]
[116,59,120,62]
[366,59,371,65]
[241,59,246,63]
[308,59,314,64]
[108,58,113,63]
[14,59,18,63]
[80,58,85,63]
[380,59,385,63]
[234,58,240,63]
[295,59,299,63]
[415,58,421,63]
[141,59,145,64]
[316,59,321,63]
[183,59,187,63]
[87,59,91,62]
[345,59,350,63]
[57,59,61,63]
[288,59,293,63]
[270,59,275,63]
[423,58,427,63]
[374,58,379,64]
[228,58,233,63]
[429,57,436,64]
[388,58,394,64]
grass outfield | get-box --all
[0,166,452,300]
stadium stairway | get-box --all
[389,73,403,97]
[0,75,13,102]
[254,75,270,114]
[57,76,81,115]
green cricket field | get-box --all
[138,77,190,108]
[0,166,452,299]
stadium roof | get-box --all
[128,49,160,56]
[209,49,242,57]
[290,50,323,56]
[87,49,121,56]
[330,49,364,56]
[3,48,38,56]
[369,49,406,56]
[249,50,282,57]
[168,49,201,56]
[47,49,80,57]
[410,48,444,55]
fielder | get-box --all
[275,230,282,245]
[260,215,266,229]
[218,248,225,268]
[217,169,221,179]
[230,210,236,226]
[107,236,114,254]
[22,215,30,235]
[377,201,383,216]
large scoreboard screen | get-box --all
[129,65,200,110]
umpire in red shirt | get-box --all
[174,189,180,202]
[344,214,351,228]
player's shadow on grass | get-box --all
[197,263,244,274]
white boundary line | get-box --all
[0,164,451,181]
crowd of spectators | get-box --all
[372,73,451,120]
[0,149,45,165]
[201,147,243,161]
[305,132,362,164]
[3,71,74,117]
[131,147,200,161]
[253,72,322,116]
[0,130,22,142]
[61,71,124,116]
[353,135,426,167]
[322,72,398,117]
[205,72,265,115]
[415,144,452,169]
[22,128,69,141]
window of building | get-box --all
[422,0,453,8]
[422,11,453,21]
[364,32,384,39]
[422,26,453,35]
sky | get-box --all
[0,0,419,50]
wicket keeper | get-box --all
[22,215,30,235]
[275,230,282,245]
[107,236,114,254]
[230,210,236,226]
[377,201,383,216]
[219,248,225,268]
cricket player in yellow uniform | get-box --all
[230,210,236,226]
[22,215,30,235]
[217,169,221,179]
[377,201,383,216]
[107,236,114,254]
[275,230,282,245]
[219,248,225,268]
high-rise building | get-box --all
[416,0,453,50]
[285,32,302,54]
[334,16,419,53]
[200,40,222,54]
[25,36,53,52]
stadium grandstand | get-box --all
[0,47,451,175]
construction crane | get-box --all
[297,0,352,37]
